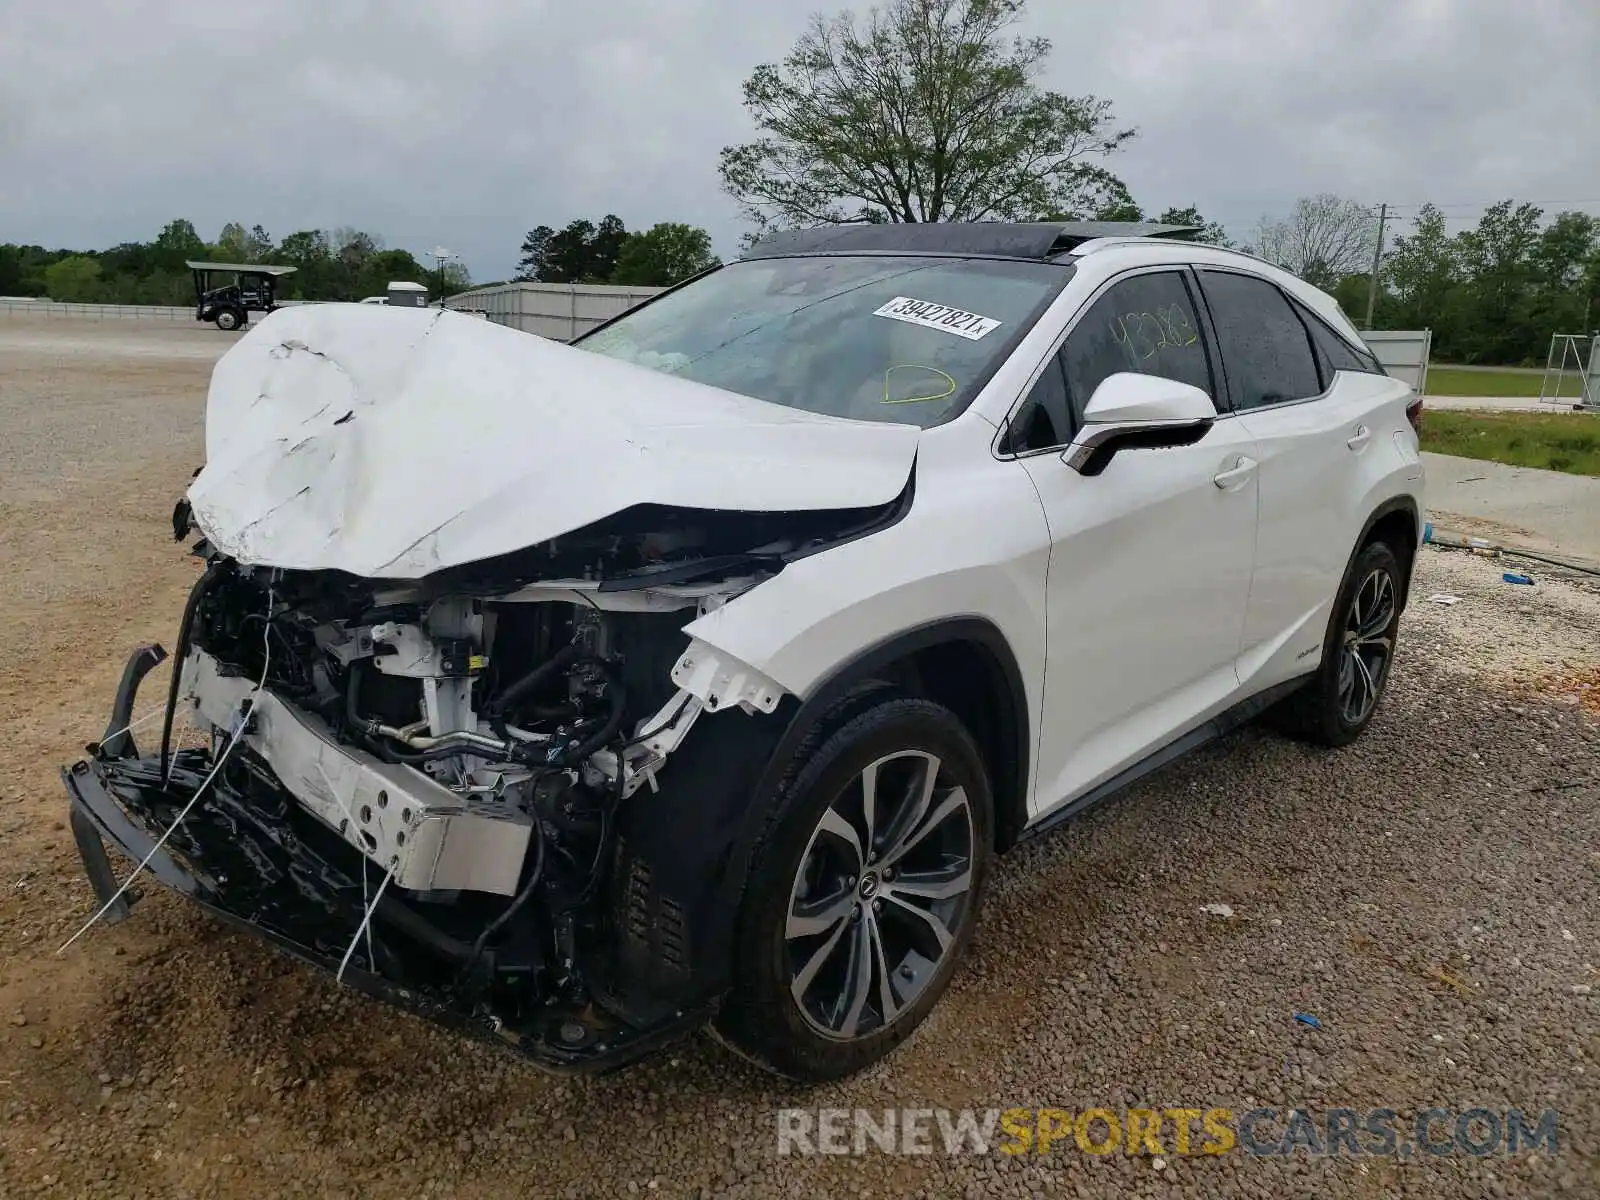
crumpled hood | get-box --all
[187,305,921,579]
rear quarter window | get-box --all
[1290,297,1386,381]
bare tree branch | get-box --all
[1247,194,1378,288]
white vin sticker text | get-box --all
[872,296,1002,341]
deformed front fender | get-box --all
[592,422,1052,1023]
[675,419,1049,726]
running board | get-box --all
[1021,673,1314,841]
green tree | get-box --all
[152,219,206,271]
[331,228,382,297]
[591,215,629,281]
[1,244,63,296]
[0,244,26,294]
[1529,211,1598,337]
[245,224,275,263]
[1385,206,1456,318]
[516,225,556,281]
[1453,201,1545,363]
[215,222,251,262]
[275,230,336,298]
[612,223,721,286]
[1381,204,1463,345]
[544,220,596,282]
[44,255,103,301]
[530,216,631,282]
[719,0,1136,236]
[1156,205,1232,246]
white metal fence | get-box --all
[1359,329,1432,394]
[0,297,324,322]
[444,282,665,341]
[0,298,196,321]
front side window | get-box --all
[1198,270,1322,410]
[577,255,1072,429]
[1058,271,1215,423]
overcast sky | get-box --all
[2,0,1597,282]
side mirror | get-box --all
[1063,372,1217,475]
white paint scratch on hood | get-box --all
[187,305,921,579]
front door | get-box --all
[1003,268,1259,818]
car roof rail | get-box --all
[742,221,1206,262]
[1062,238,1284,269]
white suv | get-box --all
[64,222,1425,1083]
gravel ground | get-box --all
[0,318,1596,1199]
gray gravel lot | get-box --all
[0,317,1595,1198]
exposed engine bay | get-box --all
[61,487,908,1069]
[178,552,757,898]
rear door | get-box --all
[1193,268,1397,690]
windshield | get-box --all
[576,255,1071,428]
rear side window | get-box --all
[1198,270,1322,410]
[1059,271,1215,423]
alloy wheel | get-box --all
[785,750,976,1042]
[1337,566,1396,724]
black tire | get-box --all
[214,309,241,331]
[1269,539,1403,747]
[712,696,993,1082]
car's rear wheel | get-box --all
[713,696,992,1081]
[1270,539,1403,747]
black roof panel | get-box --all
[742,221,1200,262]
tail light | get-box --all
[1405,395,1423,436]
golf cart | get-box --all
[187,261,297,331]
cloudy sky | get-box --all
[2,0,1597,282]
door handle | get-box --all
[1212,455,1257,489]
[1347,425,1372,451]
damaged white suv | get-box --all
[63,222,1425,1082]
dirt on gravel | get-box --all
[0,317,1596,1199]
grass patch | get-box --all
[1424,366,1583,398]
[1420,410,1600,476]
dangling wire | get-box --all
[93,703,167,751]
[336,866,394,985]
[58,587,276,955]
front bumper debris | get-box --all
[61,646,708,1075]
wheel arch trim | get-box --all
[1355,493,1423,607]
[767,616,1032,851]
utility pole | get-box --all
[1364,202,1388,330]
[428,247,456,309]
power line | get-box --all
[1382,198,1600,211]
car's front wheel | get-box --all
[1271,539,1403,746]
[713,696,992,1081]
